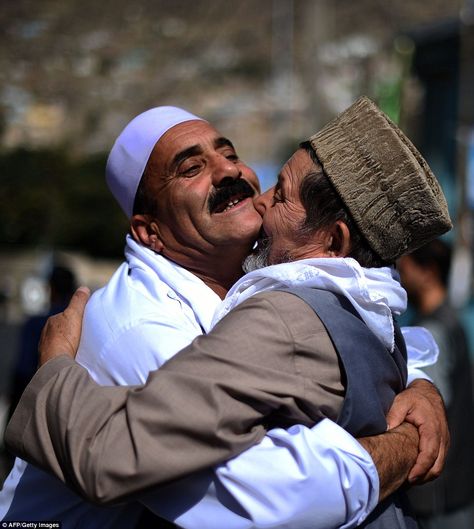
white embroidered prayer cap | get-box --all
[106,106,205,217]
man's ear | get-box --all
[130,215,164,253]
[327,220,351,257]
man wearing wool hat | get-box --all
[4,99,450,528]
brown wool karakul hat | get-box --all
[308,96,452,262]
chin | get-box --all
[242,253,266,273]
[242,238,272,273]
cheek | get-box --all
[241,166,261,193]
[263,208,289,237]
[170,180,209,211]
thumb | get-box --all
[38,286,91,366]
[66,287,91,317]
[386,395,410,430]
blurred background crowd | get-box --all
[1,0,474,526]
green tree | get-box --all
[0,148,128,258]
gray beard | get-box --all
[242,238,293,273]
[242,238,271,273]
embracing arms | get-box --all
[6,288,448,509]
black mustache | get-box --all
[208,178,256,214]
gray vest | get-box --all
[279,287,418,529]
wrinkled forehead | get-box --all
[281,148,317,184]
[149,120,223,170]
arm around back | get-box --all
[6,293,343,504]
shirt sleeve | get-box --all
[137,421,378,529]
[408,322,452,405]
[211,421,378,529]
[402,326,439,385]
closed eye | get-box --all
[219,146,239,162]
[273,183,283,204]
[178,161,203,177]
[184,165,200,174]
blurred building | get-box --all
[0,0,465,164]
[402,11,474,353]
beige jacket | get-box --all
[6,291,344,504]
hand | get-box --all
[385,379,449,483]
[38,287,90,366]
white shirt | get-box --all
[1,236,433,528]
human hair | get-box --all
[298,141,390,268]
[407,239,452,287]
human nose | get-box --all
[211,154,241,186]
[254,187,273,217]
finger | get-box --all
[386,395,413,430]
[416,427,449,483]
[426,439,448,480]
[409,444,446,483]
[408,452,436,482]
[407,423,441,482]
[65,287,91,317]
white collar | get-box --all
[125,235,221,332]
[213,258,407,351]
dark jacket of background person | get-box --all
[399,240,474,525]
[411,301,474,515]
[7,265,76,419]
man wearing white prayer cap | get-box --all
[2,103,447,528]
